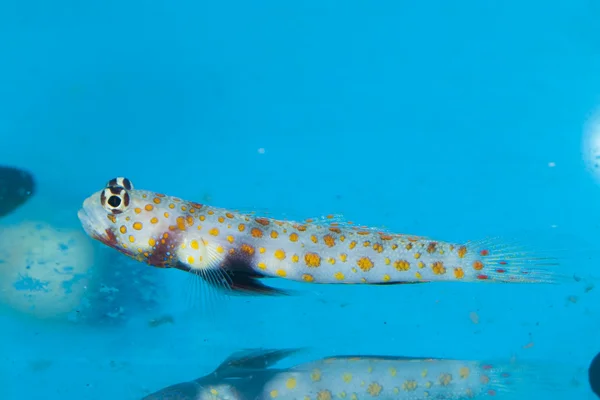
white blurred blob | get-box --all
[548,162,556,167]
[0,221,96,320]
[257,147,266,154]
[582,108,600,182]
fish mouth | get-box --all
[77,194,112,242]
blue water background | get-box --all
[1,1,600,398]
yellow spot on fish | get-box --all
[176,217,187,231]
[357,257,374,271]
[421,369,428,378]
[311,369,322,382]
[393,387,399,395]
[259,247,266,254]
[251,228,263,238]
[402,380,417,392]
[227,235,234,244]
[454,267,465,279]
[255,218,270,226]
[169,203,175,209]
[311,235,318,243]
[340,253,348,262]
[338,391,346,399]
[285,377,297,389]
[384,257,391,265]
[270,390,278,398]
[134,207,141,214]
[187,256,195,264]
[133,222,143,230]
[363,241,371,247]
[274,249,286,260]
[289,233,299,242]
[276,269,287,277]
[164,212,170,218]
[148,238,156,247]
[129,235,135,243]
[334,272,345,281]
[292,254,299,263]
[424,381,432,389]
[323,235,336,247]
[418,261,425,268]
[343,373,352,383]
[383,274,391,282]
[350,394,358,400]
[438,373,452,386]
[258,262,267,270]
[271,231,279,239]
[328,257,336,265]
[210,389,218,395]
[414,252,421,259]
[305,253,321,267]
[373,243,383,253]
[367,382,382,397]
[349,241,357,250]
[458,246,467,258]
[389,367,396,377]
[216,245,224,253]
[302,274,314,282]
[459,367,470,379]
[209,227,219,236]
[148,217,158,224]
[394,260,410,271]
[238,223,246,232]
[316,390,331,400]
[218,216,225,223]
[207,210,214,215]
[473,260,484,270]
[153,197,161,204]
[241,244,255,255]
[119,225,127,234]
[432,261,446,275]
[427,242,437,254]
[225,212,234,218]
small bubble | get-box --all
[548,162,556,167]
[257,148,265,154]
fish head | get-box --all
[77,177,190,267]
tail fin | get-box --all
[475,358,574,397]
[460,235,581,284]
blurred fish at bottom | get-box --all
[0,165,35,218]
[141,349,568,400]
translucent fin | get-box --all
[460,235,583,284]
[474,358,573,397]
[181,268,231,318]
[212,348,303,375]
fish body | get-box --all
[262,356,506,400]
[0,165,35,218]
[78,178,561,295]
[142,349,551,400]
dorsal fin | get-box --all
[209,348,301,378]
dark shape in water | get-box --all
[589,352,600,398]
[0,166,35,218]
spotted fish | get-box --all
[142,348,561,399]
[78,177,565,296]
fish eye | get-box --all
[106,177,134,190]
[100,185,131,214]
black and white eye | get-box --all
[100,185,131,214]
[106,177,134,190]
